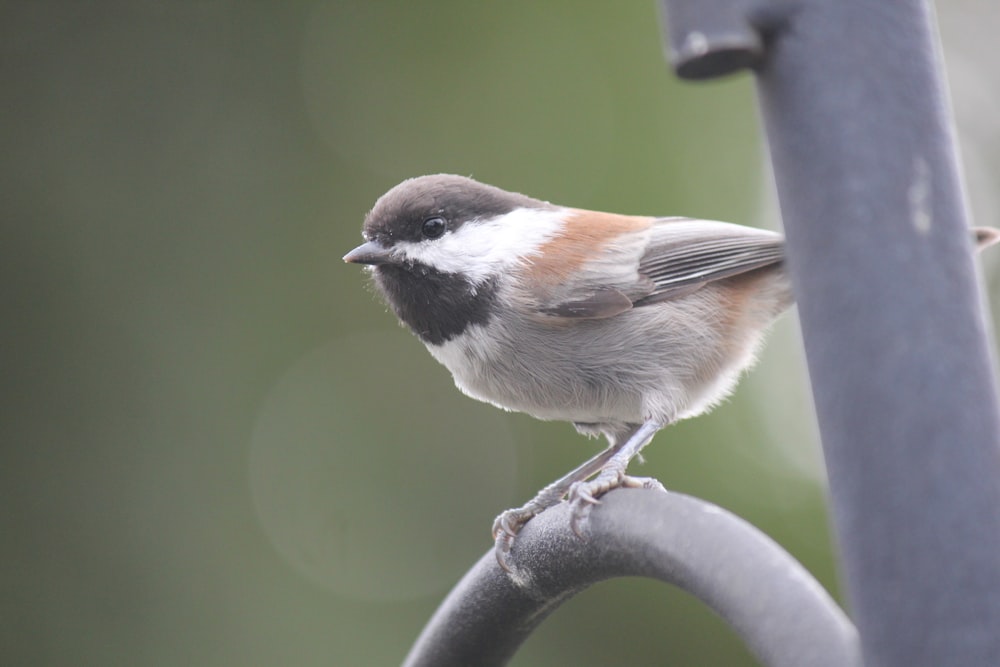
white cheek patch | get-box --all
[393,207,567,284]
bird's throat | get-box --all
[374,262,499,345]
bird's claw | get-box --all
[492,507,537,572]
[567,472,666,536]
[491,469,668,572]
[621,475,667,493]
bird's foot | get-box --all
[492,493,562,572]
[567,470,666,536]
[490,420,666,572]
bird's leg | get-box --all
[567,418,665,535]
[492,441,624,571]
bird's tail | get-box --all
[974,227,1000,251]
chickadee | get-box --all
[345,174,999,570]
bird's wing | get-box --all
[531,216,784,318]
[633,218,785,306]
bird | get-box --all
[343,173,999,571]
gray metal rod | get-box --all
[402,489,859,667]
[660,1,1000,664]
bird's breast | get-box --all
[424,314,651,425]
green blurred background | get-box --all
[3,2,998,665]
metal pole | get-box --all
[660,1,1000,664]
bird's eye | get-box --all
[421,216,447,239]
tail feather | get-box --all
[974,227,1000,251]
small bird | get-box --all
[344,174,998,571]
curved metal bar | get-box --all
[403,489,860,667]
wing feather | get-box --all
[531,216,784,318]
[634,219,784,305]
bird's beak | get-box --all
[343,240,393,265]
